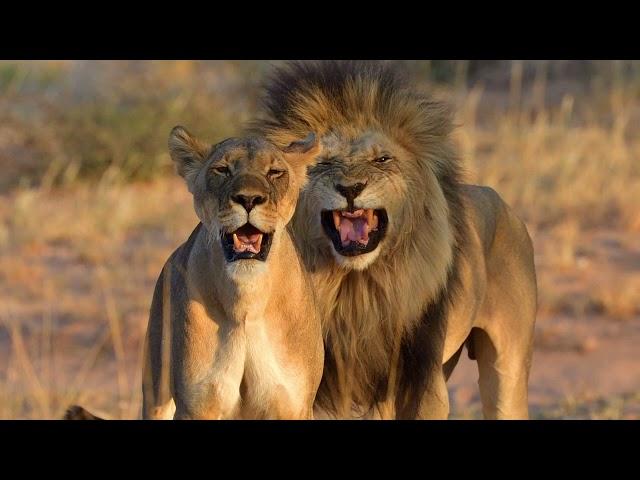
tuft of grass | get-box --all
[588,283,640,320]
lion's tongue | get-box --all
[339,217,369,246]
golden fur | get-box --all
[66,129,324,420]
[248,61,537,419]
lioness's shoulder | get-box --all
[166,223,204,269]
[151,223,204,298]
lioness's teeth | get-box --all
[333,211,341,230]
[372,212,379,231]
[254,234,263,252]
[233,233,242,250]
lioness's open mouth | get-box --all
[321,208,388,256]
[221,224,273,262]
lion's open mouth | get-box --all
[321,208,388,256]
[221,224,273,262]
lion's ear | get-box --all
[168,126,210,189]
[282,133,322,180]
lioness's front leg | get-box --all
[173,325,247,420]
[142,265,177,420]
[259,385,316,420]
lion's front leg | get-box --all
[393,364,450,420]
[415,369,450,419]
[394,303,450,420]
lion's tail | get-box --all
[63,405,105,420]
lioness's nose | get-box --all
[231,193,266,213]
[336,182,367,204]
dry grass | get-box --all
[0,177,197,418]
[0,61,264,189]
[458,85,640,233]
[1,60,639,419]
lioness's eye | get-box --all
[214,166,230,175]
[267,169,285,179]
[374,155,393,163]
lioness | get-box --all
[250,60,537,419]
[67,128,324,420]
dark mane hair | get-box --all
[258,60,406,128]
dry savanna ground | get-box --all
[1,61,638,419]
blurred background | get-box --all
[0,60,638,419]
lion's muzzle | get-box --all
[321,208,388,257]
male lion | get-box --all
[248,60,537,419]
[66,129,324,420]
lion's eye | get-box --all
[374,155,393,163]
[267,169,285,179]
[214,166,230,176]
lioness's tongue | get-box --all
[237,233,261,244]
[233,232,263,254]
[339,217,369,246]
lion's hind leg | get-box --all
[471,327,533,419]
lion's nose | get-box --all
[335,182,367,205]
[231,193,266,213]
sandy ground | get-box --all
[449,319,640,418]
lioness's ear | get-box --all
[283,132,320,156]
[282,133,322,187]
[168,126,210,189]
[282,133,322,177]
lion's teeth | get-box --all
[333,211,341,230]
[366,209,374,230]
[371,213,379,231]
[341,209,364,218]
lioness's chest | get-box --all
[240,315,307,414]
